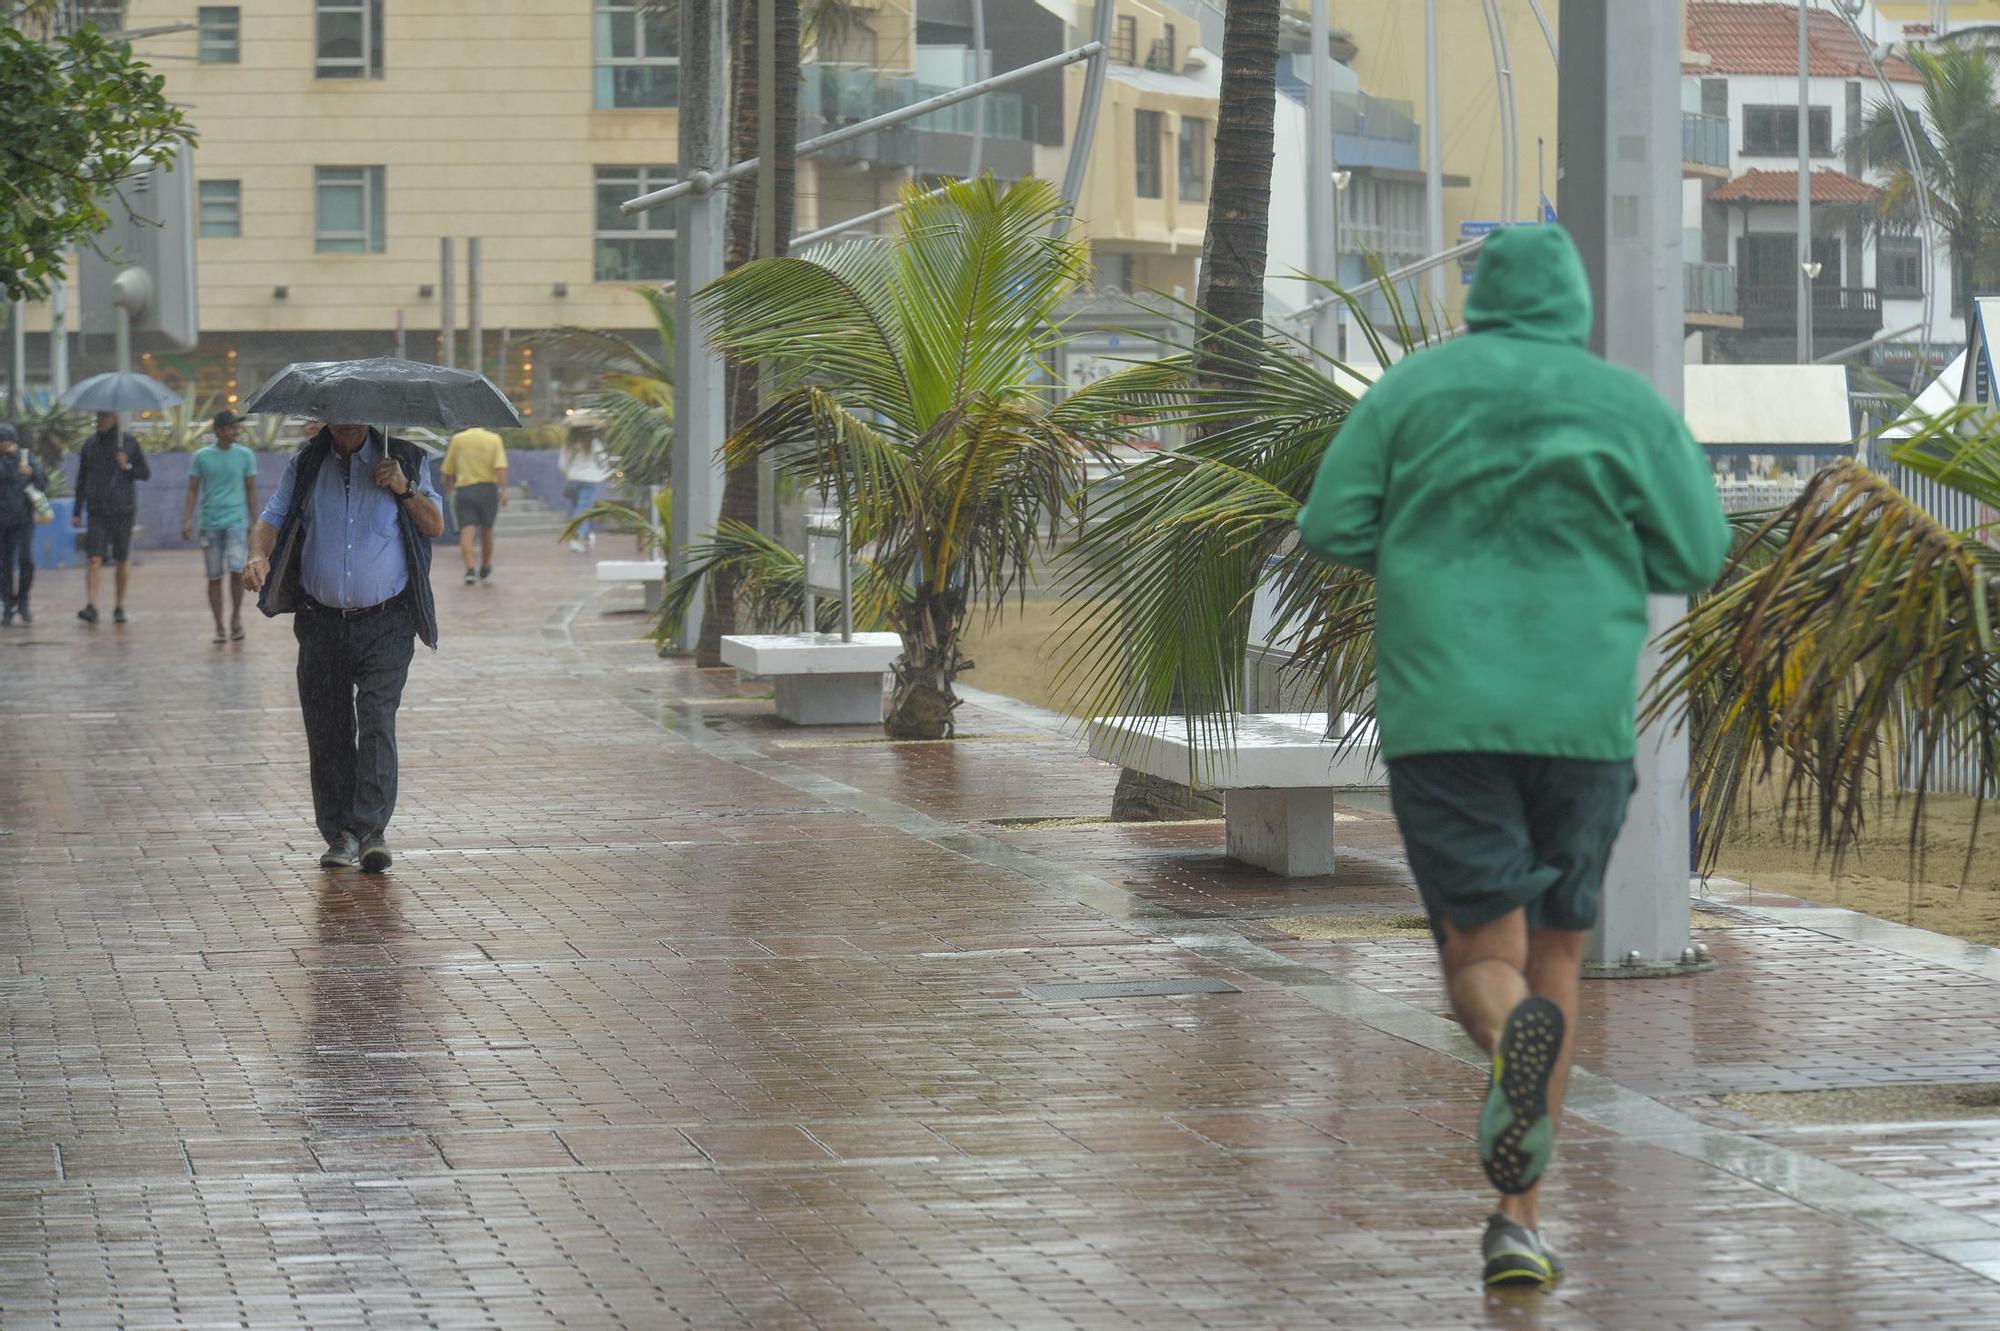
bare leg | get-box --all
[458,524,477,573]
[113,559,130,610]
[480,525,495,570]
[85,556,102,608]
[207,578,225,632]
[228,572,245,627]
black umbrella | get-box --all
[240,357,522,431]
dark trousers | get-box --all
[294,598,418,844]
[0,523,31,608]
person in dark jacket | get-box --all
[0,424,48,625]
[71,411,151,625]
[244,422,443,873]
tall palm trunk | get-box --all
[701,0,801,666]
[1114,0,1279,822]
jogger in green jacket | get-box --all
[1297,225,1730,1289]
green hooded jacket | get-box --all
[1295,225,1730,762]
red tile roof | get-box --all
[1685,3,1922,82]
[1710,167,1883,205]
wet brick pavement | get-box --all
[4,545,2000,1328]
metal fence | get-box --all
[1684,262,1738,318]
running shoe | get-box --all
[1479,996,1564,1195]
[1482,1213,1556,1290]
[319,833,360,869]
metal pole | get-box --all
[1289,235,1492,322]
[7,301,24,415]
[115,306,132,375]
[623,43,1104,216]
[439,237,456,369]
[1058,5,1115,224]
[1560,0,1693,971]
[1307,0,1339,358]
[756,0,778,540]
[1798,0,1813,365]
[969,0,987,178]
[837,510,853,643]
[49,279,68,395]
[671,0,730,652]
[467,237,483,379]
[1527,0,1558,61]
[1424,0,1445,306]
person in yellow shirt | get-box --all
[441,427,508,585]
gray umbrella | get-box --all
[240,357,522,431]
[58,372,184,413]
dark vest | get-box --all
[256,429,440,649]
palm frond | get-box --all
[1645,455,2000,873]
[654,518,900,643]
[522,324,665,381]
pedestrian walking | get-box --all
[1295,226,1729,1290]
[182,410,260,644]
[243,422,443,873]
[441,426,507,584]
[72,410,151,625]
[559,419,613,553]
[0,424,49,626]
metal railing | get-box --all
[1682,111,1729,171]
[1684,262,1737,316]
[1737,283,1883,333]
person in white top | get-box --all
[559,419,616,553]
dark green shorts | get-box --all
[1387,752,1637,943]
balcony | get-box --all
[1684,262,1744,331]
[802,64,1038,176]
[1737,283,1884,344]
[1683,112,1730,180]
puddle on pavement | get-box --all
[1721,1083,2000,1126]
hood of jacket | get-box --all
[1463,225,1594,346]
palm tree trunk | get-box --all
[1115,0,1279,820]
[702,0,802,665]
[886,583,966,739]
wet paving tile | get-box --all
[3,545,1999,1327]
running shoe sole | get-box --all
[1483,1249,1554,1289]
[1479,996,1565,1196]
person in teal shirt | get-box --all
[1296,225,1730,1291]
[183,411,261,644]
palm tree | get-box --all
[1108,0,1282,817]
[689,175,1132,738]
[524,285,675,487]
[1856,41,2000,338]
[1649,410,2000,873]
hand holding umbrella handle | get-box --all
[372,459,410,496]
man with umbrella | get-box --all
[237,357,514,873]
[72,411,151,625]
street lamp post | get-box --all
[1798,0,1814,365]
[1559,0,1698,972]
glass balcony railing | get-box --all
[804,65,1036,142]
[1683,112,1729,170]
[1684,262,1737,317]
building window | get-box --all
[315,166,385,253]
[596,165,677,281]
[197,6,239,63]
[595,0,679,109]
[199,180,240,237]
[1147,23,1176,72]
[316,0,381,78]
[1135,109,1163,199]
[1742,104,1833,156]
[1111,14,1138,65]
[1880,236,1925,298]
[1178,117,1209,202]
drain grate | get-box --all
[1023,977,1240,1000]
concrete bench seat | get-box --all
[1087,711,1385,876]
[596,559,668,611]
[720,632,902,725]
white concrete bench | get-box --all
[596,559,668,612]
[720,631,902,725]
[1087,711,1385,876]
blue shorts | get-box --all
[202,525,248,579]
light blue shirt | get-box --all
[260,431,440,610]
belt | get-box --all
[303,592,404,620]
